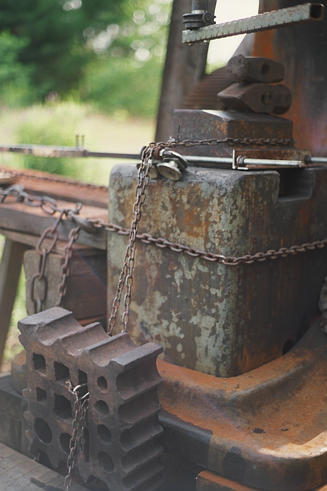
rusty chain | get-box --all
[64,383,89,491]
[107,147,154,334]
[0,184,83,313]
[57,226,81,307]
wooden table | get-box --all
[0,167,108,368]
[0,441,87,490]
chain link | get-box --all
[107,147,154,334]
[57,226,81,306]
[64,384,89,491]
[0,185,83,312]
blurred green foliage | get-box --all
[0,0,170,117]
[15,103,86,175]
[0,32,31,106]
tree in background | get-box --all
[0,0,171,116]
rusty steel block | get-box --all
[217,83,292,114]
[172,109,293,158]
[108,162,327,377]
[19,307,164,491]
[158,320,327,490]
[227,55,285,83]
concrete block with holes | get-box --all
[19,307,164,491]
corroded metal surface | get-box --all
[19,307,164,491]
[197,471,255,491]
[172,109,293,157]
[217,83,292,114]
[252,0,327,156]
[227,55,284,84]
[107,163,327,377]
[158,321,327,490]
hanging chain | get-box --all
[64,384,89,491]
[107,147,153,334]
[57,226,81,307]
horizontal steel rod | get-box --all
[182,3,324,44]
[0,144,140,161]
[1,143,327,170]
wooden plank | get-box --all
[0,166,108,209]
[24,249,107,320]
[0,442,87,490]
[0,228,103,255]
[0,239,29,368]
[155,0,217,141]
[0,201,107,250]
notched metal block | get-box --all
[19,307,164,491]
[227,55,285,84]
[218,83,292,114]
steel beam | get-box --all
[182,3,324,44]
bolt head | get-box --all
[157,161,183,181]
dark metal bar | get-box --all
[155,0,216,141]
[0,144,140,161]
[182,3,324,44]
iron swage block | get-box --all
[19,307,164,491]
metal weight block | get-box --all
[19,307,164,491]
[217,82,292,114]
[227,55,285,83]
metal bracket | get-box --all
[232,149,310,170]
[182,3,324,44]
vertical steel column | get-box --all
[155,0,217,141]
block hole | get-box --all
[278,169,313,199]
[98,452,114,472]
[86,476,109,491]
[33,353,46,372]
[310,4,323,19]
[34,417,52,444]
[36,388,47,402]
[97,425,111,443]
[97,376,108,391]
[54,362,70,382]
[95,400,109,416]
[54,394,72,419]
[60,433,71,454]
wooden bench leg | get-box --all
[0,239,28,369]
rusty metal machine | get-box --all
[0,1,327,490]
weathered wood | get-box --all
[0,441,87,490]
[155,0,217,141]
[0,201,107,250]
[24,249,107,320]
[0,227,100,254]
[0,165,108,208]
[0,239,29,368]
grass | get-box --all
[0,103,155,371]
[0,102,155,184]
